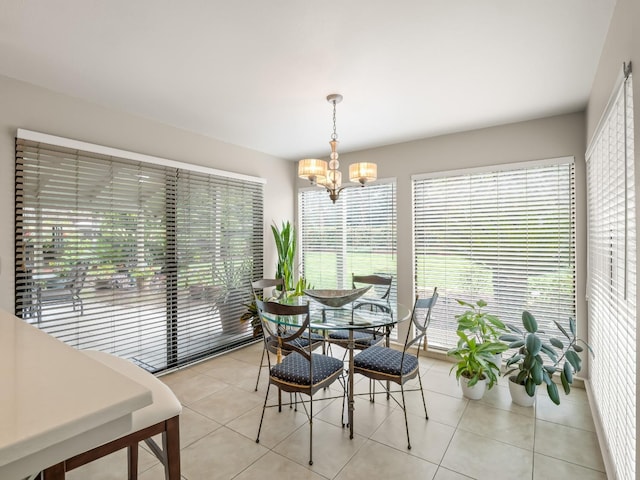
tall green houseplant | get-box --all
[271,221,295,292]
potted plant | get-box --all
[240,221,312,335]
[212,256,252,334]
[455,299,508,370]
[272,221,296,292]
[240,300,261,337]
[447,331,508,400]
[500,310,593,406]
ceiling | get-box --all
[0,1,615,160]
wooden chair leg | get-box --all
[41,462,65,479]
[164,416,181,480]
[128,443,138,479]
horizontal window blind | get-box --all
[298,181,397,320]
[586,71,635,480]
[413,159,576,350]
[15,134,263,372]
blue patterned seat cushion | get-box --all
[328,330,382,347]
[270,352,344,386]
[270,330,324,350]
[353,346,418,377]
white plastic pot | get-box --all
[461,375,487,400]
[508,376,537,407]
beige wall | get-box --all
[0,74,295,312]
[297,112,587,343]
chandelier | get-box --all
[298,94,377,203]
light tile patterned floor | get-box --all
[67,342,607,480]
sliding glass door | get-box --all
[15,133,263,372]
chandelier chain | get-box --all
[331,100,338,141]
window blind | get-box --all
[15,133,263,372]
[586,72,635,480]
[298,181,397,318]
[413,159,576,350]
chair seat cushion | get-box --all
[353,346,418,377]
[270,352,343,386]
[271,330,324,350]
[328,330,382,347]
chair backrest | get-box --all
[256,299,312,364]
[352,274,392,300]
[251,278,285,301]
[71,262,89,293]
[404,287,438,352]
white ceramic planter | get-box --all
[508,376,536,407]
[461,376,487,400]
[489,353,502,372]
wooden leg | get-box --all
[41,462,65,480]
[164,416,181,480]
[127,443,138,479]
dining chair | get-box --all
[255,300,346,465]
[251,278,324,391]
[352,288,438,450]
[327,273,393,352]
[352,273,393,314]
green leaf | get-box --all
[506,323,523,335]
[525,378,536,397]
[553,320,571,340]
[563,360,574,384]
[549,338,564,349]
[540,344,558,363]
[506,354,524,366]
[560,371,571,395]
[500,334,521,343]
[531,361,543,384]
[522,311,538,333]
[476,299,487,308]
[569,317,576,337]
[547,382,560,405]
[578,339,595,357]
[526,333,542,356]
[565,350,582,373]
[542,369,553,386]
[508,340,525,349]
[486,314,504,328]
[573,344,584,353]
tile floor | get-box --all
[67,342,607,480]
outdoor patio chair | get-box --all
[36,262,88,322]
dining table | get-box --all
[261,297,411,439]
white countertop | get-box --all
[0,309,152,477]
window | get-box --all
[586,71,635,480]
[15,130,264,372]
[298,180,397,308]
[413,158,576,349]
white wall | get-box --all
[0,74,295,312]
[297,112,587,346]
